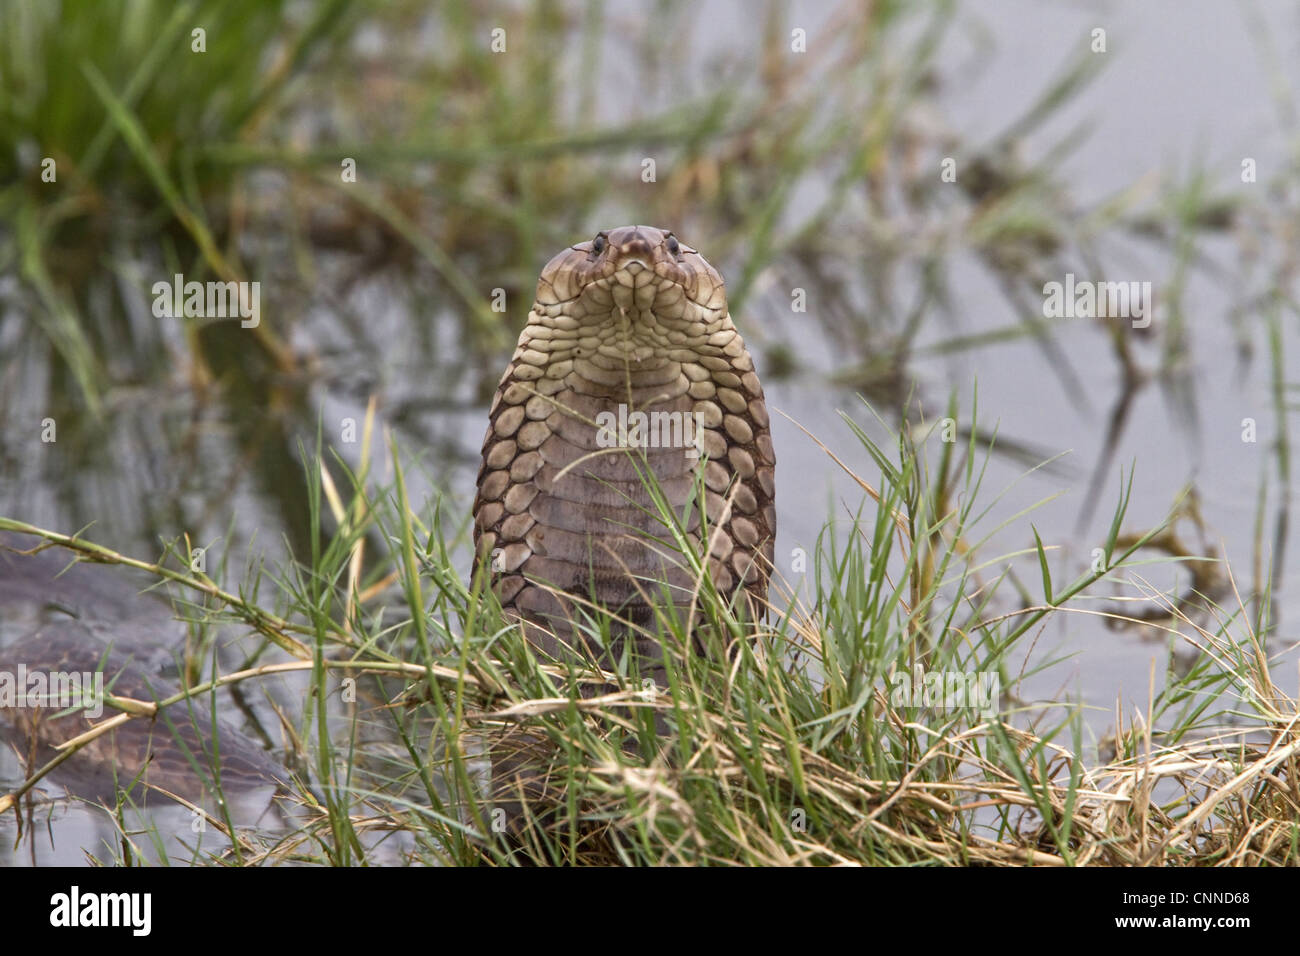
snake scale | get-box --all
[473,225,776,668]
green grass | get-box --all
[3,397,1295,866]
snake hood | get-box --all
[475,225,775,661]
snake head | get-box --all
[533,225,727,325]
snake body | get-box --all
[473,226,776,664]
[0,622,285,803]
[0,537,285,803]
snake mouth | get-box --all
[581,269,715,327]
[534,267,722,329]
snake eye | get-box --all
[592,234,607,255]
[667,235,680,256]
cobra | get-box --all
[473,225,776,667]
